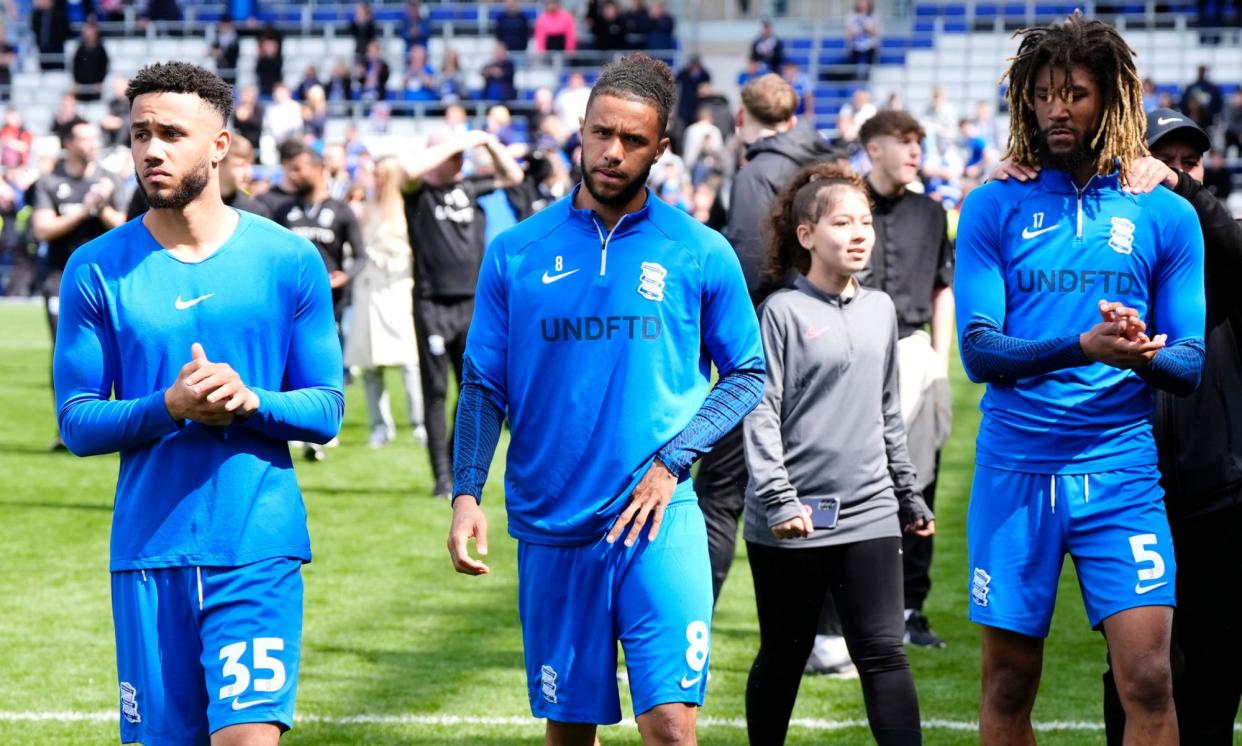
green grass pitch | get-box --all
[0,298,1117,744]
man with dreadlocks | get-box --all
[954,14,1205,744]
[446,53,764,744]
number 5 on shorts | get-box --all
[1128,534,1167,594]
[219,638,287,700]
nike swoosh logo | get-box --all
[542,269,580,284]
[1135,581,1169,595]
[804,327,831,340]
[1156,117,1183,125]
[680,674,703,689]
[1021,225,1060,239]
[175,293,215,310]
[231,697,274,711]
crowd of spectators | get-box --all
[2,3,1240,300]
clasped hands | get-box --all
[1080,300,1165,369]
[163,343,260,426]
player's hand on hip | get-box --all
[608,458,678,547]
[328,270,349,289]
[987,158,1040,183]
[770,504,814,540]
[448,495,490,575]
[1080,321,1166,369]
[1122,156,1178,194]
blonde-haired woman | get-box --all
[345,156,427,447]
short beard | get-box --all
[145,158,211,210]
[1038,129,1100,174]
[580,150,653,208]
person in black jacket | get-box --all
[71,21,108,102]
[1099,109,1242,746]
[277,148,367,463]
[645,0,675,52]
[592,1,628,51]
[750,19,784,73]
[209,17,240,86]
[725,74,840,302]
[494,0,531,52]
[255,26,283,97]
[31,0,71,71]
[348,1,378,61]
[859,110,956,651]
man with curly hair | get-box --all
[447,53,764,744]
[53,61,343,744]
[955,15,1205,744]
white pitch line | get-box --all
[0,712,1123,731]
[3,711,1237,732]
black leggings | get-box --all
[746,537,921,746]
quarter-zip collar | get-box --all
[1035,164,1124,238]
[567,182,655,235]
[567,183,656,275]
[1035,163,1121,195]
[795,273,862,307]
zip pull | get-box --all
[1075,174,1096,239]
[593,214,629,276]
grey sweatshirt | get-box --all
[743,275,923,548]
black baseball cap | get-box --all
[1145,108,1210,153]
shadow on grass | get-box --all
[306,485,431,499]
[0,440,65,455]
[0,498,112,511]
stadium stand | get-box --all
[1,0,1240,294]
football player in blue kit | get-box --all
[53,62,343,744]
[447,54,765,745]
[954,16,1205,745]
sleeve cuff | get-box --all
[764,496,803,528]
[654,448,692,476]
[141,388,182,435]
[240,387,275,428]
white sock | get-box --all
[904,608,915,621]
[813,634,850,662]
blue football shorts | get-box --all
[517,499,714,724]
[967,464,1176,638]
[111,556,304,744]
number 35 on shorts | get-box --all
[219,638,287,707]
[1129,534,1168,595]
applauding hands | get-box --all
[1079,300,1165,370]
[163,343,261,426]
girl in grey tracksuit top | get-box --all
[741,163,933,746]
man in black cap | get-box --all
[1099,108,1242,745]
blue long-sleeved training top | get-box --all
[457,186,765,545]
[955,168,1205,474]
[53,211,345,571]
